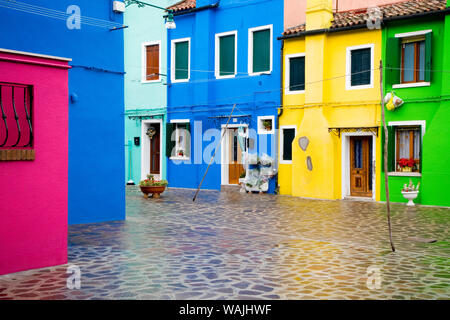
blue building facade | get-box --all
[166,0,283,192]
[0,0,125,224]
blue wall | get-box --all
[167,0,283,192]
[0,0,125,224]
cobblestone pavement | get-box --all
[1,187,449,300]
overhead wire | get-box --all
[0,0,125,29]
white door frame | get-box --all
[341,131,376,200]
[141,119,163,181]
[221,124,248,186]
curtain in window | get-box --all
[413,130,420,159]
[398,130,410,159]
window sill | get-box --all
[345,83,374,91]
[249,71,271,76]
[171,79,189,84]
[141,79,161,84]
[279,160,293,165]
[170,156,190,161]
[215,74,236,79]
[392,82,430,89]
[285,90,305,95]
[388,172,421,177]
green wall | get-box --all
[381,15,450,207]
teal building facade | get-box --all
[124,0,176,184]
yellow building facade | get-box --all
[278,0,382,201]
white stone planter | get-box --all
[239,178,246,193]
[401,191,419,206]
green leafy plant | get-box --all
[239,171,246,179]
[262,119,272,131]
[140,174,169,187]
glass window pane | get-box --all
[253,29,270,73]
[289,56,305,91]
[175,41,189,80]
[219,35,235,76]
[419,41,426,81]
[354,139,362,169]
[403,43,415,82]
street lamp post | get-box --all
[124,0,176,29]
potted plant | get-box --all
[401,179,420,206]
[239,171,246,183]
[139,174,169,199]
[398,158,416,172]
[262,119,272,131]
[177,149,184,157]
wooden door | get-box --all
[350,136,372,197]
[228,128,244,185]
[150,124,160,175]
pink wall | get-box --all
[285,0,406,29]
[0,50,70,275]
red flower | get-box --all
[398,158,415,168]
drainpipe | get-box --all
[126,139,135,185]
[275,40,284,194]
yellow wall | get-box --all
[279,27,382,201]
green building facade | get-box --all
[381,1,450,206]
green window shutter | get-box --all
[387,126,396,172]
[289,56,305,91]
[219,35,235,76]
[385,37,400,86]
[175,41,189,80]
[424,32,432,82]
[351,48,371,86]
[166,123,175,157]
[253,29,270,73]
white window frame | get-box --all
[345,43,375,91]
[169,119,190,160]
[387,120,426,177]
[141,41,161,83]
[285,53,305,95]
[279,125,297,164]
[215,30,238,79]
[171,37,191,83]
[248,24,273,76]
[392,30,432,89]
[257,115,275,135]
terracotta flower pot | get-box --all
[140,185,166,199]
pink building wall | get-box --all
[0,49,70,275]
[285,0,406,29]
